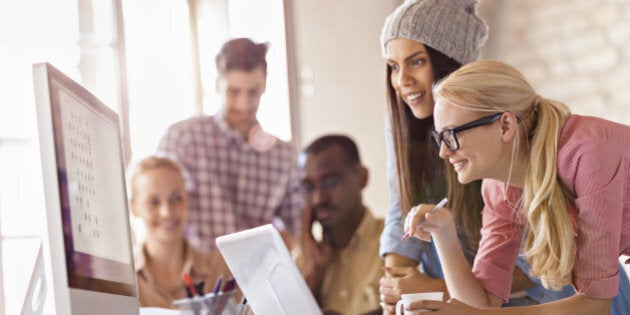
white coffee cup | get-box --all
[395,292,444,315]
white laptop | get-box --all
[216,224,322,315]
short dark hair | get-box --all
[302,134,361,166]
[215,38,269,75]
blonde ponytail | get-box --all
[522,98,574,289]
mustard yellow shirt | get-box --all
[318,210,384,314]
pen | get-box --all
[213,277,223,295]
[401,197,448,241]
[214,277,236,314]
[183,272,200,296]
[239,296,249,315]
[223,277,237,292]
[194,280,204,295]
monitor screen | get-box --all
[33,62,139,314]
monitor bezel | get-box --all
[33,62,139,314]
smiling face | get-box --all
[386,38,435,119]
[434,101,514,184]
[217,66,267,137]
[131,167,188,244]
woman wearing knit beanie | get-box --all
[378,0,557,312]
[378,1,630,314]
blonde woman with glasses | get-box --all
[403,60,630,314]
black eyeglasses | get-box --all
[431,113,503,151]
[297,175,344,194]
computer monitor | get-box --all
[32,62,139,314]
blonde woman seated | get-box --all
[128,156,231,308]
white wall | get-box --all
[288,0,400,217]
[478,0,630,125]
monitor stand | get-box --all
[21,242,46,315]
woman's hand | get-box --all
[379,266,446,314]
[403,203,453,242]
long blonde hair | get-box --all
[434,61,574,289]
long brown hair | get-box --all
[386,45,484,261]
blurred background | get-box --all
[1,0,629,313]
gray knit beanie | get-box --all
[381,0,488,65]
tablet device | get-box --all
[216,224,322,315]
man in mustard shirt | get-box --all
[295,134,384,315]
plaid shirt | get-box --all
[157,114,302,250]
